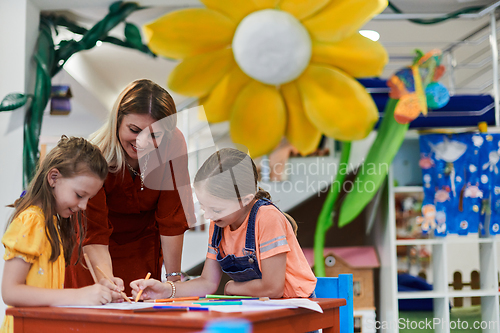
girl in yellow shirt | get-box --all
[1,136,121,333]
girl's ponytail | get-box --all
[255,187,271,200]
[283,212,298,236]
[254,187,298,236]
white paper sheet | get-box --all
[211,299,322,313]
[243,299,323,313]
[57,299,322,313]
[208,304,296,313]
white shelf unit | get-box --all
[372,158,500,333]
[368,5,500,331]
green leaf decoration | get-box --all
[109,1,124,14]
[338,98,409,227]
[20,3,143,186]
[0,93,30,112]
[125,22,143,50]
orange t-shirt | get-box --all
[207,205,316,298]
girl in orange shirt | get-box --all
[1,136,120,333]
[131,148,316,300]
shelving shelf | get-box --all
[398,291,447,299]
[394,186,424,193]
[397,290,500,299]
[448,289,499,298]
[396,237,497,246]
[396,239,443,246]
[372,158,500,333]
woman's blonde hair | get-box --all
[90,79,177,173]
[194,148,298,234]
[7,136,108,264]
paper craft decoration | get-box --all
[50,85,72,115]
[419,133,500,236]
[388,49,449,124]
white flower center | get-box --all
[232,9,312,85]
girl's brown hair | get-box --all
[7,136,108,264]
[90,79,177,173]
[194,148,298,234]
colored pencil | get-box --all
[95,266,132,303]
[207,297,269,301]
[146,296,200,303]
[154,305,209,311]
[133,307,187,313]
[154,303,201,307]
[205,295,269,301]
[193,301,242,306]
[83,253,98,284]
[135,272,151,302]
[205,294,255,299]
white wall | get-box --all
[0,0,40,322]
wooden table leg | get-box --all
[322,307,340,333]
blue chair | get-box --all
[315,274,354,333]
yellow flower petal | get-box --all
[312,33,388,78]
[200,0,258,23]
[303,0,387,43]
[230,81,286,157]
[143,8,235,59]
[168,48,234,98]
[296,64,378,141]
[279,0,330,21]
[200,66,251,122]
[281,82,322,155]
[253,0,280,9]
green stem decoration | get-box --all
[313,141,351,277]
[24,17,54,187]
[338,98,409,227]
[313,99,410,276]
[0,1,154,187]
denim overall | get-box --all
[211,199,276,282]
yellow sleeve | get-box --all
[2,208,46,264]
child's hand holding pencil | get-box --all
[84,253,130,303]
[130,277,173,301]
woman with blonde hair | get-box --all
[65,79,195,296]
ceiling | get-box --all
[36,0,500,140]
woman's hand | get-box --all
[130,279,171,301]
[75,284,115,305]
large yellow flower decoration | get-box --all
[144,0,388,157]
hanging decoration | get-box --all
[50,85,72,115]
[0,1,154,186]
[312,49,450,277]
[337,49,449,228]
[143,0,389,157]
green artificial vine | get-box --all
[313,141,351,277]
[387,1,485,25]
[0,1,155,187]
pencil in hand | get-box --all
[95,265,132,303]
[83,253,98,284]
[135,272,151,302]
